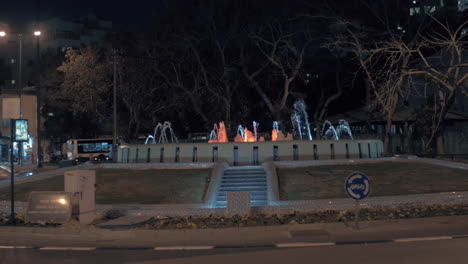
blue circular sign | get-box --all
[345,172,370,200]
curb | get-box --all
[0,234,467,251]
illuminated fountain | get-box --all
[208,122,228,143]
[291,99,313,140]
[121,95,384,168]
[209,124,218,142]
[145,121,178,144]
[321,119,354,140]
[143,101,352,145]
[321,120,339,140]
[233,122,264,142]
[233,125,244,142]
[336,119,354,139]
[271,121,291,141]
[243,127,256,142]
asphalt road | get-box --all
[0,238,467,264]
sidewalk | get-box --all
[0,215,467,249]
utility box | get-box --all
[64,170,96,224]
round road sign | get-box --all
[345,172,370,200]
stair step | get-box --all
[217,191,267,196]
[221,180,267,185]
[224,170,265,174]
[222,176,266,180]
[215,200,268,204]
[219,187,267,192]
[214,201,268,207]
[221,183,266,187]
[224,168,264,172]
[217,193,267,197]
[225,168,263,172]
[221,178,266,183]
[216,196,267,202]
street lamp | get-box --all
[0,31,5,37]
[34,31,42,168]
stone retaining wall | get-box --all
[118,139,384,166]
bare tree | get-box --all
[331,20,414,155]
[332,17,467,155]
[183,21,242,133]
[153,37,212,128]
[312,55,344,139]
[242,20,311,122]
[407,19,468,154]
[205,23,242,133]
[116,39,168,140]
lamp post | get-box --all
[112,49,117,162]
[34,31,42,168]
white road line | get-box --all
[0,246,33,249]
[39,247,96,251]
[276,242,336,248]
[394,236,453,243]
[154,246,215,251]
[12,246,33,249]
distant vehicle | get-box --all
[63,138,114,162]
[188,132,209,142]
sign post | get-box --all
[9,119,29,224]
[345,172,370,229]
[9,119,15,224]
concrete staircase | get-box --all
[214,166,268,208]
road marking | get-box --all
[394,236,453,243]
[154,246,215,251]
[276,242,335,248]
[0,246,33,249]
[39,247,96,251]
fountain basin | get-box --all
[118,139,383,166]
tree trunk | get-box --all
[315,122,321,140]
[383,115,393,155]
[436,134,444,155]
[273,111,281,123]
[223,99,232,137]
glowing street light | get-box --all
[0,31,6,37]
[34,31,41,36]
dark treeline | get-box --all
[36,0,466,145]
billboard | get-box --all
[13,119,28,142]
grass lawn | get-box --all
[277,162,468,200]
[0,168,211,204]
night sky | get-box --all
[0,0,170,31]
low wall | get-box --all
[117,139,384,166]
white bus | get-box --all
[63,138,114,162]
